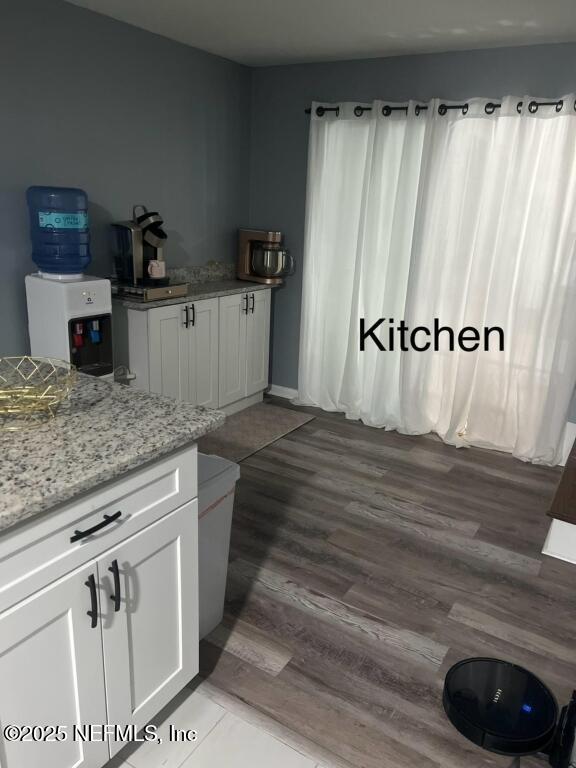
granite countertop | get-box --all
[115,279,275,311]
[0,375,225,533]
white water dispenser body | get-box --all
[25,274,113,380]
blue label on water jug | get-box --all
[38,211,88,229]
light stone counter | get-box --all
[0,375,224,531]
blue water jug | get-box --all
[26,186,91,274]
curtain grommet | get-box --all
[315,106,339,117]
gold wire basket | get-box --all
[0,357,77,431]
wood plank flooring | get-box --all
[194,399,572,768]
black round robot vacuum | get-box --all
[443,658,576,766]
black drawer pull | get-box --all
[70,511,122,543]
[250,294,255,313]
[191,303,195,326]
[108,559,121,612]
[85,573,98,629]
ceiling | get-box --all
[65,0,576,66]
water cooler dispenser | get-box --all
[26,275,113,378]
[24,185,113,378]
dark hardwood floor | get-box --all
[196,398,573,768]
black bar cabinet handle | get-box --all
[250,294,255,313]
[191,304,195,326]
[183,305,190,328]
[85,573,98,629]
[70,511,122,543]
[108,559,121,612]
[243,294,248,314]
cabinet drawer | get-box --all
[0,445,197,613]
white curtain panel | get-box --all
[297,96,576,464]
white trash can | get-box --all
[198,452,240,640]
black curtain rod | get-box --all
[304,98,572,117]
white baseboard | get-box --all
[560,420,576,466]
[220,392,263,415]
[268,384,298,400]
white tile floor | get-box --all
[110,686,326,768]
[179,715,315,768]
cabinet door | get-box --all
[148,304,189,400]
[246,289,271,396]
[0,564,108,768]
[218,293,247,407]
[184,299,219,409]
[100,501,198,756]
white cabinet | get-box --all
[183,299,219,409]
[0,563,109,768]
[219,290,271,408]
[218,293,248,407]
[148,304,188,400]
[246,289,271,396]
[101,501,198,756]
[114,288,271,414]
[0,448,199,768]
[148,299,219,408]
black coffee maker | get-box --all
[111,205,188,301]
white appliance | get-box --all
[198,452,240,639]
[25,274,114,379]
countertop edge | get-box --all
[0,426,222,540]
[115,280,277,311]
[0,387,225,537]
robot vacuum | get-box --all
[443,658,576,766]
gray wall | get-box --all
[248,43,576,391]
[3,1,576,409]
[0,0,251,355]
